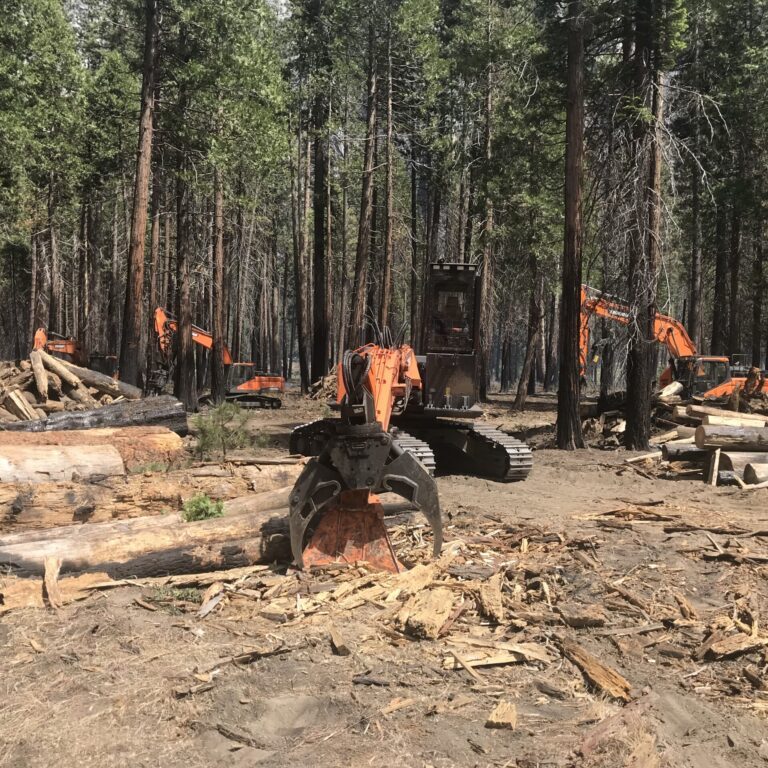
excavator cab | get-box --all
[421,262,481,414]
[674,356,731,396]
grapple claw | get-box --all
[381,450,442,557]
[288,458,343,568]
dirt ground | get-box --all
[2,393,768,767]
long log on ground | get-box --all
[0,445,124,483]
[29,351,48,400]
[38,349,96,405]
[0,426,184,469]
[687,404,766,422]
[0,394,188,435]
[0,487,293,577]
[702,414,768,428]
[0,464,301,531]
[745,464,768,485]
[58,359,142,400]
[695,425,768,452]
[661,444,709,462]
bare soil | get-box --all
[2,393,768,767]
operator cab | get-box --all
[418,262,481,414]
[675,356,730,396]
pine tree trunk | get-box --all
[311,91,329,382]
[728,201,741,355]
[211,168,226,404]
[174,150,197,411]
[477,54,494,402]
[350,26,377,347]
[514,267,543,410]
[28,233,38,344]
[556,0,585,450]
[409,142,420,350]
[380,24,394,330]
[752,214,764,366]
[291,128,310,392]
[120,0,158,386]
[712,202,729,354]
[147,149,162,376]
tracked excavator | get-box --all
[579,285,768,400]
[288,262,533,571]
[33,328,89,367]
[150,307,284,407]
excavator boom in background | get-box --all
[579,285,768,401]
[151,307,284,408]
[32,327,118,374]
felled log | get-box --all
[3,390,41,421]
[29,350,48,400]
[703,413,768,428]
[0,444,124,483]
[661,444,708,462]
[0,468,295,531]
[0,395,188,435]
[687,404,766,422]
[58,359,142,400]
[0,426,184,470]
[745,464,768,485]
[38,349,96,405]
[695,425,768,452]
[0,488,293,578]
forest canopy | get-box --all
[0,0,765,425]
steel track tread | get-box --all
[390,427,436,476]
[465,422,533,481]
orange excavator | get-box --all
[288,339,442,573]
[580,285,768,400]
[33,328,89,367]
[150,307,284,408]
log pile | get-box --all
[639,405,768,488]
[0,350,142,425]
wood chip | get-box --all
[557,602,606,628]
[478,572,505,623]
[133,597,158,612]
[561,639,632,702]
[380,697,416,716]
[173,681,214,699]
[706,633,768,660]
[485,700,517,730]
[396,588,454,640]
[43,556,63,609]
[329,625,350,656]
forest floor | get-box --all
[2,393,768,768]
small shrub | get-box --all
[193,401,251,459]
[182,493,224,522]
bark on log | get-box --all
[0,426,184,469]
[745,464,768,485]
[0,491,293,577]
[0,445,124,483]
[687,404,766,423]
[695,425,768,452]
[661,444,709,462]
[29,351,48,400]
[0,395,188,435]
[58,359,142,400]
[0,471,296,532]
[38,349,96,405]
[703,414,768,428]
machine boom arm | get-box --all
[153,307,233,365]
[579,286,697,374]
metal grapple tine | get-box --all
[380,451,443,557]
[288,458,343,568]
